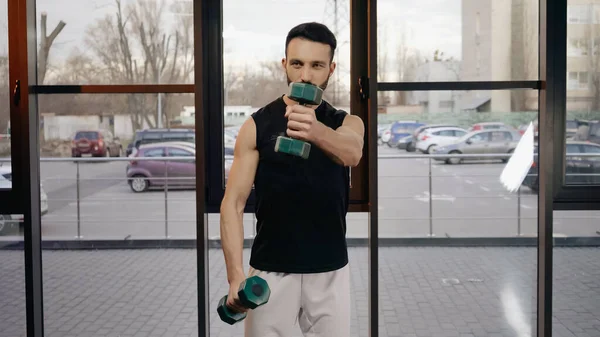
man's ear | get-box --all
[281,58,287,70]
[329,61,336,76]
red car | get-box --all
[71,130,122,157]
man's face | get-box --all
[282,37,336,91]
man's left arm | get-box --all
[285,104,365,167]
[312,114,365,167]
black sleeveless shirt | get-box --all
[249,95,350,273]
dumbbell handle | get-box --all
[217,294,247,325]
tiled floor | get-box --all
[1,247,599,337]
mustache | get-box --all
[286,76,330,91]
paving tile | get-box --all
[0,247,599,337]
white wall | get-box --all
[43,115,152,141]
[43,116,100,141]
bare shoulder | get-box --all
[223,117,259,203]
[234,117,258,153]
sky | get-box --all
[0,0,462,79]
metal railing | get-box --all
[1,152,599,240]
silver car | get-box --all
[432,129,522,164]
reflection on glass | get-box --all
[377,0,539,82]
[0,214,25,337]
[0,0,11,160]
[37,93,196,240]
[35,0,194,85]
[566,0,600,186]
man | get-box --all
[219,22,365,337]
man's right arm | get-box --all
[220,117,259,285]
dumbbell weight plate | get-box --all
[217,295,247,325]
[238,275,271,310]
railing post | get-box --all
[428,157,434,237]
[76,160,81,239]
[517,185,522,236]
[164,159,169,239]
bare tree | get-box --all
[225,61,289,107]
[38,12,66,84]
[377,24,390,106]
[395,31,425,105]
[82,0,194,131]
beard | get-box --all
[286,73,331,92]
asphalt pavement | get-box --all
[35,146,600,239]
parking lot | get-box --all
[27,145,600,240]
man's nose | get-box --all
[300,66,312,82]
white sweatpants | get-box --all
[244,264,351,337]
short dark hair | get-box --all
[285,22,337,62]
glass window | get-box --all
[35,0,194,85]
[168,147,193,157]
[566,144,581,153]
[469,132,488,143]
[143,148,164,157]
[436,130,455,136]
[220,1,365,335]
[74,131,99,140]
[378,89,538,336]
[37,93,194,238]
[567,0,600,186]
[583,144,600,153]
[377,0,538,82]
[222,0,352,187]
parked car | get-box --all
[71,130,122,157]
[408,124,460,152]
[518,119,540,142]
[523,141,600,192]
[415,126,468,154]
[126,143,234,192]
[377,123,393,145]
[386,121,425,148]
[432,129,522,164]
[395,135,414,150]
[571,120,600,145]
[566,119,579,139]
[0,166,48,235]
[126,143,196,192]
[126,128,195,157]
[469,122,511,132]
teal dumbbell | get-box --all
[217,276,271,325]
[275,82,324,159]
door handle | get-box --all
[358,76,369,100]
[13,80,21,106]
